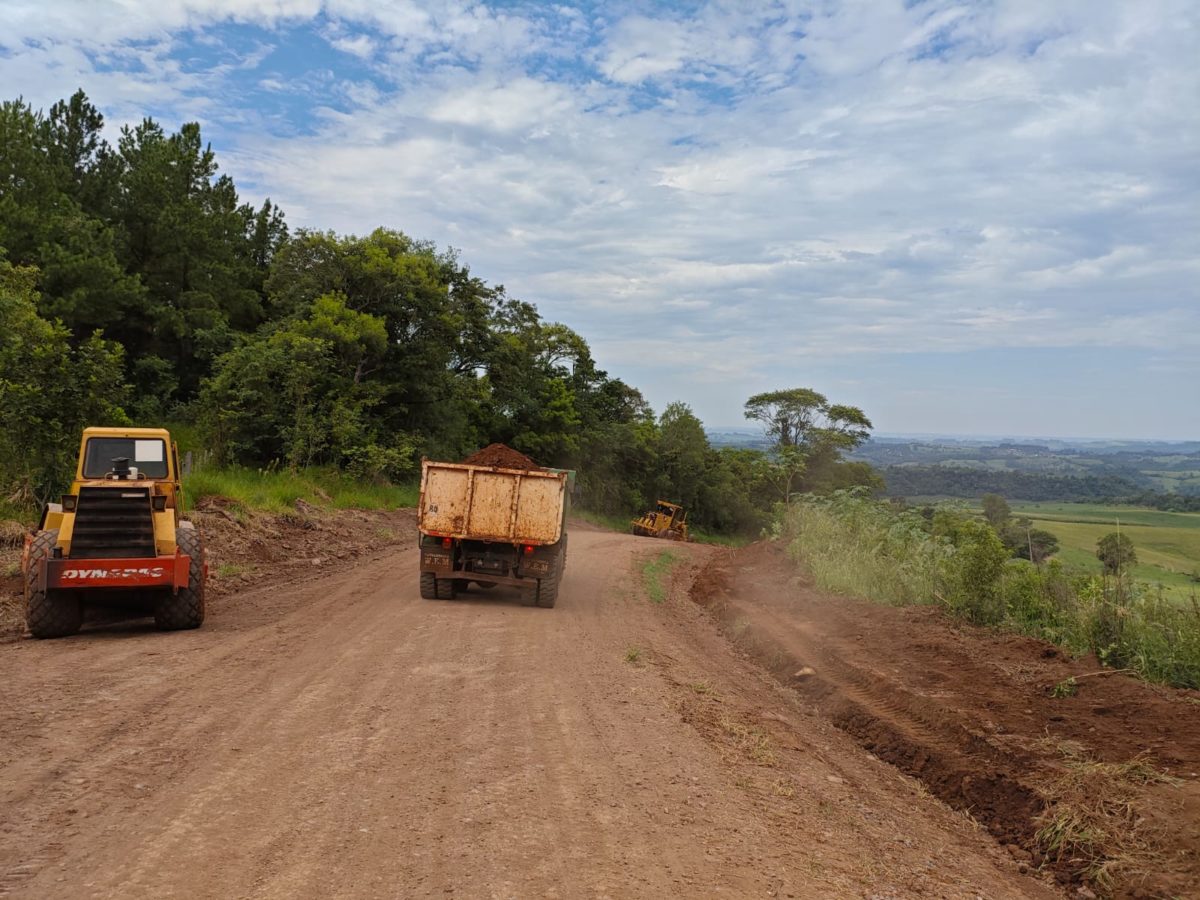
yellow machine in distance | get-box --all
[631,500,691,542]
[22,426,207,638]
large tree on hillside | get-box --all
[744,388,871,452]
[744,387,875,497]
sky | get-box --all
[2,1,1198,439]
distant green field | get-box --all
[1005,501,1200,601]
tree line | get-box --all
[1,90,878,531]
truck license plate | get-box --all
[422,554,451,568]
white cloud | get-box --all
[2,0,1198,434]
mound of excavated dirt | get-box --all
[688,540,1200,899]
[461,443,543,470]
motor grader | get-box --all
[21,427,207,638]
[631,500,690,542]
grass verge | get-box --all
[641,550,680,604]
[183,466,417,515]
[780,491,1200,688]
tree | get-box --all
[1008,524,1060,564]
[744,387,875,497]
[200,293,395,471]
[744,388,871,452]
[981,493,1011,529]
[0,94,145,347]
[114,117,271,402]
[1096,532,1137,576]
[0,259,128,506]
[657,402,708,509]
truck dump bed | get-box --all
[418,460,569,545]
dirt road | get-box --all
[1,525,1054,899]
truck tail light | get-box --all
[524,545,534,555]
[442,537,452,549]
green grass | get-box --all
[183,466,418,515]
[1007,501,1200,530]
[0,500,35,526]
[641,550,680,604]
[783,492,1200,689]
[1004,502,1200,602]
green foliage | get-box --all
[931,510,1010,624]
[1004,522,1060,563]
[743,387,876,500]
[1096,532,1137,576]
[1051,677,1079,699]
[0,259,128,505]
[744,388,871,451]
[658,402,707,509]
[982,492,1011,528]
[991,502,1199,601]
[779,491,1200,689]
[641,550,680,604]
[183,465,417,514]
[199,292,403,474]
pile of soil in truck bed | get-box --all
[461,443,543,471]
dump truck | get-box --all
[417,456,572,608]
[21,426,207,638]
[631,500,690,541]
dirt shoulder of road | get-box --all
[688,539,1200,899]
[0,500,416,640]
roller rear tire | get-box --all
[25,530,83,639]
[155,526,206,631]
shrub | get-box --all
[779,490,1200,689]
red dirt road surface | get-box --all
[1,522,1189,898]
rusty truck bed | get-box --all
[418,460,567,545]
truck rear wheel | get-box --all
[434,577,458,600]
[25,529,83,639]
[535,576,558,608]
[535,545,565,608]
[419,572,437,599]
[154,526,205,631]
